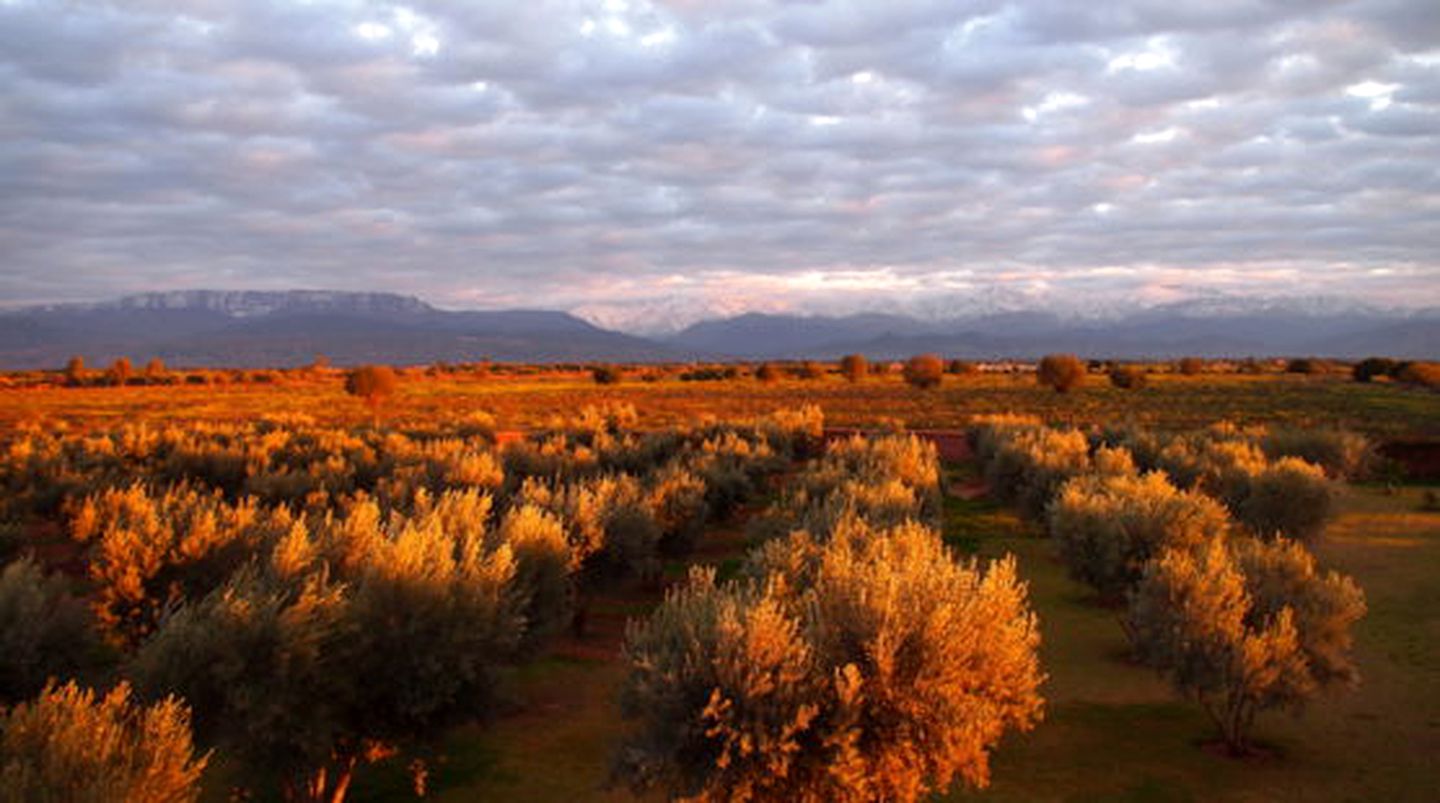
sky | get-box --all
[1,0,1437,332]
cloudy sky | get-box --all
[1,0,1437,331]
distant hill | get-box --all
[0,290,681,368]
[2,290,1434,368]
[664,302,1440,360]
[667,312,935,357]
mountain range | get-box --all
[0,290,678,368]
[0,290,1434,368]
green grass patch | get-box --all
[938,482,1440,802]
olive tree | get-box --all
[0,681,207,803]
[1047,472,1228,602]
[1127,538,1365,754]
[133,508,527,803]
[1235,457,1333,543]
[618,521,1044,801]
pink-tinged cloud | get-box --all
[0,0,1435,331]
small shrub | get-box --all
[591,365,623,385]
[947,359,979,376]
[144,358,168,383]
[755,362,782,383]
[0,558,101,704]
[494,505,572,653]
[794,361,826,380]
[902,354,945,390]
[1394,361,1440,388]
[1260,428,1371,480]
[1108,365,1147,390]
[106,357,134,387]
[64,356,86,387]
[0,681,207,803]
[839,354,868,383]
[1036,354,1085,393]
[345,364,399,423]
[1351,357,1395,383]
[1177,357,1205,376]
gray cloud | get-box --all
[0,0,1436,330]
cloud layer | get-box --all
[1,0,1437,330]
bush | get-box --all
[794,361,826,380]
[1048,472,1227,601]
[591,365,623,385]
[646,462,709,554]
[0,681,207,803]
[947,359,979,376]
[71,484,295,649]
[902,354,945,390]
[756,405,825,460]
[1235,457,1333,543]
[1395,361,1440,388]
[756,362,782,383]
[1285,357,1326,375]
[767,435,943,540]
[1351,357,1396,383]
[619,521,1044,800]
[1260,428,1371,480]
[1127,538,1365,754]
[134,503,527,803]
[1108,365,1147,390]
[144,358,168,383]
[984,427,1091,519]
[1177,357,1205,376]
[1036,354,1085,393]
[494,505,572,652]
[345,365,399,422]
[519,474,662,578]
[0,558,100,705]
[839,354,868,383]
[106,357,134,387]
[63,356,86,387]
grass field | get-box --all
[4,371,1437,438]
[298,467,1440,803]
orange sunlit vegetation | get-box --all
[0,357,1436,801]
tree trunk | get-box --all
[285,757,358,803]
[329,755,358,803]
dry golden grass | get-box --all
[3,370,1436,438]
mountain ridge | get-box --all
[0,290,680,368]
[0,290,1434,368]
